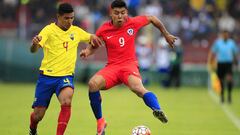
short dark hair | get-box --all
[58,3,74,15]
[111,0,127,9]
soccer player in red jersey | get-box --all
[80,0,177,134]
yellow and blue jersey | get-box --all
[38,23,91,76]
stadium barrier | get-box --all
[0,38,239,87]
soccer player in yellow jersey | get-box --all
[29,3,102,135]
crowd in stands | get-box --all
[1,0,240,41]
[0,0,239,63]
[0,0,18,28]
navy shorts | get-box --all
[32,74,74,108]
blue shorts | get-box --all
[32,74,74,108]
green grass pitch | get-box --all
[0,83,239,135]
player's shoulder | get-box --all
[129,16,147,21]
[44,23,56,29]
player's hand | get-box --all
[90,35,104,48]
[164,34,177,48]
[32,35,42,46]
[30,35,42,53]
[80,49,90,58]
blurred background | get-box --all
[0,0,240,134]
[0,0,240,86]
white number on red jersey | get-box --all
[119,37,125,47]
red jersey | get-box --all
[96,16,149,65]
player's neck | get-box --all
[56,22,68,31]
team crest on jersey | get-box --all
[127,28,134,35]
[70,33,74,40]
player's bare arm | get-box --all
[30,35,42,53]
[90,34,104,48]
[80,35,103,58]
[147,15,177,48]
[80,44,98,58]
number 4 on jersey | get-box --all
[63,42,68,51]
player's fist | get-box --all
[80,49,90,58]
[32,35,42,46]
[164,34,177,48]
[90,35,103,48]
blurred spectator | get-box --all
[28,0,56,23]
[180,10,200,41]
[168,38,183,88]
[127,0,141,16]
[28,0,57,37]
[136,35,153,85]
[163,13,181,36]
[138,0,162,43]
[156,37,171,87]
[0,0,18,23]
[0,0,18,36]
[0,0,240,66]
[218,11,236,33]
[228,0,240,19]
[143,0,162,18]
[189,0,205,11]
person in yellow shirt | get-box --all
[29,3,102,135]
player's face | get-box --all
[57,12,74,30]
[110,7,128,27]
